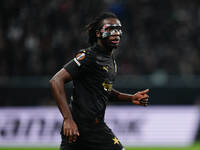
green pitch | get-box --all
[0,142,200,150]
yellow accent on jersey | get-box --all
[113,137,119,144]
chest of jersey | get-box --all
[96,56,117,79]
[90,54,117,92]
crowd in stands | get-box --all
[0,0,200,76]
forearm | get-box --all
[111,89,133,101]
[50,78,73,120]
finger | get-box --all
[66,129,69,136]
[64,129,68,141]
[141,99,149,103]
[142,95,149,99]
[140,89,149,95]
[69,129,72,137]
[68,135,73,143]
[66,129,71,140]
[76,129,80,136]
[68,129,73,143]
[74,130,80,136]
[140,99,149,106]
[137,95,149,101]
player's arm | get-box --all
[110,88,149,106]
[49,68,79,143]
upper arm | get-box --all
[50,68,72,84]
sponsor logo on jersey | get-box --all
[103,66,109,72]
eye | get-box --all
[105,27,113,32]
[106,26,122,32]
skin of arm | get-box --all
[110,88,149,106]
[49,68,79,143]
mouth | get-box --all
[111,40,120,44]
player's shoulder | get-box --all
[78,47,96,55]
[76,47,92,55]
[74,47,95,62]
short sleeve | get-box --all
[63,50,93,79]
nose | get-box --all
[111,29,122,37]
[113,29,120,35]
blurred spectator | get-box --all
[0,0,200,76]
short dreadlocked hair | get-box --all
[86,12,118,45]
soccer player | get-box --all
[50,12,149,150]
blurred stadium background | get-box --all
[0,0,200,149]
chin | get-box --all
[110,44,119,49]
[102,39,120,49]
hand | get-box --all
[63,118,80,143]
[132,89,149,106]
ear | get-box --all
[96,30,101,38]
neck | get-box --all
[97,40,113,56]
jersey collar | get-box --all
[94,44,112,57]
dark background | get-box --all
[0,0,200,106]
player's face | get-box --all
[99,18,122,49]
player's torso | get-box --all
[89,50,117,92]
[72,46,118,119]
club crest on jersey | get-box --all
[102,81,112,92]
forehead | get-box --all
[101,18,121,26]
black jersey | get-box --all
[64,44,118,123]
